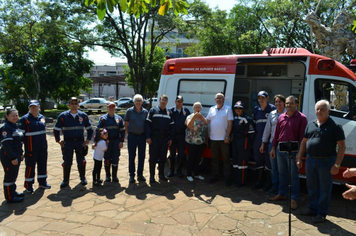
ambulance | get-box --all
[157,48,356,183]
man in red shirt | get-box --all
[268,96,308,210]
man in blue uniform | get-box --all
[94,102,125,183]
[231,101,255,187]
[19,100,50,193]
[167,95,191,178]
[252,91,276,190]
[145,94,175,184]
[54,97,93,188]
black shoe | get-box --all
[252,181,264,190]
[263,182,272,192]
[150,176,156,184]
[39,183,51,189]
[167,170,174,177]
[235,183,245,188]
[267,188,278,195]
[112,177,119,183]
[137,176,146,181]
[300,210,317,216]
[209,177,218,184]
[97,179,103,184]
[105,176,111,182]
[15,191,25,197]
[80,178,87,186]
[129,176,135,183]
[93,181,101,186]
[60,181,69,188]
[7,196,24,203]
[312,215,325,223]
[159,175,168,182]
[177,171,183,178]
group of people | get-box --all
[1,93,355,226]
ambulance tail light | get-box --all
[318,59,335,71]
[168,64,175,72]
[350,59,356,66]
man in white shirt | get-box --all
[206,93,234,185]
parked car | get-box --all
[147,97,158,107]
[117,99,150,110]
[114,97,132,106]
[79,98,110,113]
[0,105,4,111]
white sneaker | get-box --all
[187,176,194,182]
[194,175,205,180]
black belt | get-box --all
[153,134,168,138]
[312,156,329,159]
[64,137,84,142]
[129,132,145,136]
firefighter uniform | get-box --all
[145,106,175,183]
[231,102,254,187]
[168,104,190,177]
[53,110,93,187]
[0,120,24,203]
[95,113,125,182]
[19,106,49,192]
[252,92,276,189]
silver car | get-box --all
[79,98,110,113]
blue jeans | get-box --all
[269,143,279,191]
[305,154,335,217]
[128,134,146,177]
[277,148,300,200]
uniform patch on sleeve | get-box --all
[2,131,7,137]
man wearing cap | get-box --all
[19,100,50,193]
[54,97,93,188]
[94,101,125,183]
[124,94,148,183]
[145,94,175,184]
[231,101,255,187]
[251,91,276,190]
[167,95,191,178]
[206,93,234,185]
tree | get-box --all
[62,0,184,96]
[0,0,93,109]
[124,45,166,101]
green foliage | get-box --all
[57,104,70,110]
[0,0,93,104]
[85,0,188,20]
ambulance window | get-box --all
[178,80,226,107]
[315,79,355,120]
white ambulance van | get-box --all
[157,48,356,183]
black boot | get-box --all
[167,157,175,177]
[149,162,156,184]
[159,163,168,182]
[177,159,183,178]
[263,169,272,192]
[78,165,87,186]
[105,165,111,182]
[252,168,264,189]
[60,166,71,188]
[112,165,119,183]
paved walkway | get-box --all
[0,118,356,235]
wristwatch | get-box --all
[334,163,340,168]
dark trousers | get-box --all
[1,155,21,200]
[92,159,102,181]
[232,138,249,185]
[186,143,205,176]
[128,134,146,177]
[169,134,186,166]
[104,138,121,166]
[210,140,231,178]
[24,148,48,188]
[62,140,86,168]
[253,132,271,170]
[149,136,169,163]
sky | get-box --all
[86,0,238,65]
